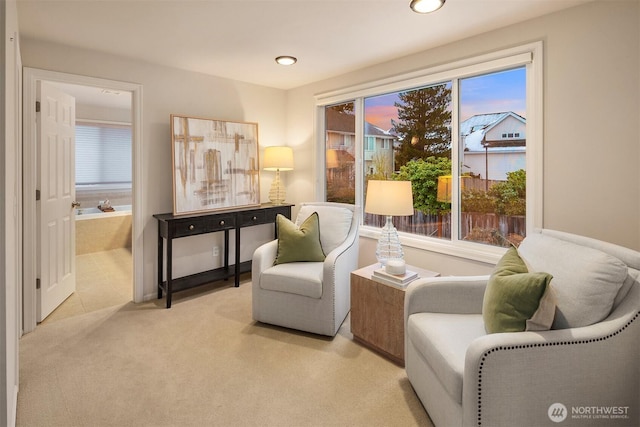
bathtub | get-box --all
[75,205,132,254]
[76,204,132,220]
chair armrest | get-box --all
[405,275,489,318]
[251,239,278,278]
[461,303,640,427]
[323,226,359,288]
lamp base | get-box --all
[268,169,286,205]
[376,215,404,266]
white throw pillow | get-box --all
[518,233,627,329]
[296,205,353,254]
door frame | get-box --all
[22,67,144,333]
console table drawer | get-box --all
[239,210,265,227]
[207,215,236,231]
[265,206,292,222]
[172,219,208,237]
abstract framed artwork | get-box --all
[171,114,260,215]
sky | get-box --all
[364,67,526,131]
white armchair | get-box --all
[252,202,359,336]
[405,229,640,427]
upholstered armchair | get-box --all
[252,202,359,336]
[405,229,640,427]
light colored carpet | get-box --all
[17,278,434,426]
[43,248,132,324]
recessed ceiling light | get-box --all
[410,0,445,14]
[275,56,297,66]
[101,89,121,95]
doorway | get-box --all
[46,82,133,323]
[23,68,143,334]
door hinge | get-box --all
[35,101,41,113]
[36,189,40,201]
[36,278,40,290]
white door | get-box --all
[37,81,77,322]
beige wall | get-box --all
[20,39,288,299]
[286,0,640,275]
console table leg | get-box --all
[157,222,163,299]
[166,238,173,308]
[235,227,241,287]
[223,230,229,281]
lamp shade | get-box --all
[437,175,469,203]
[365,180,414,216]
[263,146,294,171]
[326,149,339,169]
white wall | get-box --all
[464,151,525,181]
[20,38,288,300]
[286,0,640,275]
[1,0,21,424]
[76,104,131,123]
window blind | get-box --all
[75,121,132,185]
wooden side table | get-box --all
[350,263,439,366]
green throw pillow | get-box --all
[482,246,554,334]
[274,212,326,265]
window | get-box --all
[459,68,527,246]
[325,102,355,204]
[76,121,132,185]
[365,137,375,151]
[317,43,542,261]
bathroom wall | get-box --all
[76,213,132,255]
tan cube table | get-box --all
[350,263,439,366]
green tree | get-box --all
[392,84,452,169]
[394,157,452,215]
[461,188,495,214]
[461,170,526,215]
[366,152,392,180]
[489,169,526,215]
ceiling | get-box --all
[17,0,591,91]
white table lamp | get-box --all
[263,146,294,205]
[365,180,414,267]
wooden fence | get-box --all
[364,211,526,246]
[462,177,502,192]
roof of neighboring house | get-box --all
[461,112,526,152]
[326,108,355,133]
[326,108,394,138]
[364,122,393,138]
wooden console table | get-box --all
[154,204,292,308]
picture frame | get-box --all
[171,114,260,215]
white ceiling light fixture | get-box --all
[275,55,297,66]
[410,0,446,14]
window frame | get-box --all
[315,42,543,264]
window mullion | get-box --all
[354,98,365,219]
[450,78,460,243]
[316,106,326,201]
